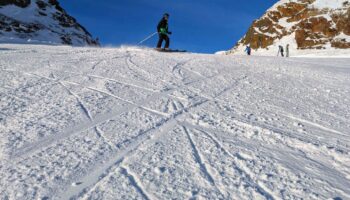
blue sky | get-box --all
[59,0,277,53]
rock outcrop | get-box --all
[229,0,350,54]
[0,0,99,46]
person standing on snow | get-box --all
[286,44,290,57]
[245,45,252,56]
[156,13,172,50]
[278,45,284,57]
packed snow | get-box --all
[311,0,348,10]
[0,44,350,200]
[268,0,348,11]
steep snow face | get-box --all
[1,44,350,199]
[0,0,99,46]
[229,0,350,56]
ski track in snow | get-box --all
[0,44,350,200]
[180,121,278,200]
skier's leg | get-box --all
[156,35,164,48]
[164,35,170,49]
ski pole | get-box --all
[138,32,158,45]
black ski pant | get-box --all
[157,34,170,49]
[279,50,284,57]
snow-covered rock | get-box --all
[0,0,99,46]
[0,44,350,199]
[229,0,350,56]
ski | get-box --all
[155,48,187,53]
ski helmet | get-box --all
[164,13,170,17]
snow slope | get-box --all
[0,44,350,200]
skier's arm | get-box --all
[166,26,172,34]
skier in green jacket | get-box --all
[156,13,172,50]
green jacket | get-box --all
[157,18,169,35]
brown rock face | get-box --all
[231,0,350,52]
[294,16,339,49]
[332,39,350,48]
[333,8,350,35]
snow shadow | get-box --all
[0,48,12,51]
[333,197,343,200]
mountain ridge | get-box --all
[0,0,99,46]
[229,0,350,55]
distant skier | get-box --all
[286,44,290,57]
[245,45,251,56]
[156,13,172,50]
[278,45,284,57]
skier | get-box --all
[156,13,172,50]
[245,45,252,56]
[286,44,290,57]
[278,45,284,57]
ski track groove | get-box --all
[62,80,135,104]
[59,79,215,199]
[10,103,134,162]
[242,107,350,153]
[10,65,222,162]
[170,60,200,81]
[94,126,116,151]
[59,81,93,121]
[120,166,154,200]
[181,121,277,200]
[169,58,206,79]
[0,68,81,89]
[91,60,103,70]
[234,117,350,153]
[124,53,155,84]
[127,53,154,78]
[37,67,160,93]
[119,53,169,87]
[11,68,217,199]
[77,119,181,200]
[62,80,169,118]
[207,97,350,153]
[283,113,346,136]
[180,120,350,198]
[182,126,216,185]
[59,112,179,199]
[8,66,245,167]
[87,74,159,92]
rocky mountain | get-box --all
[0,0,99,46]
[229,0,350,55]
